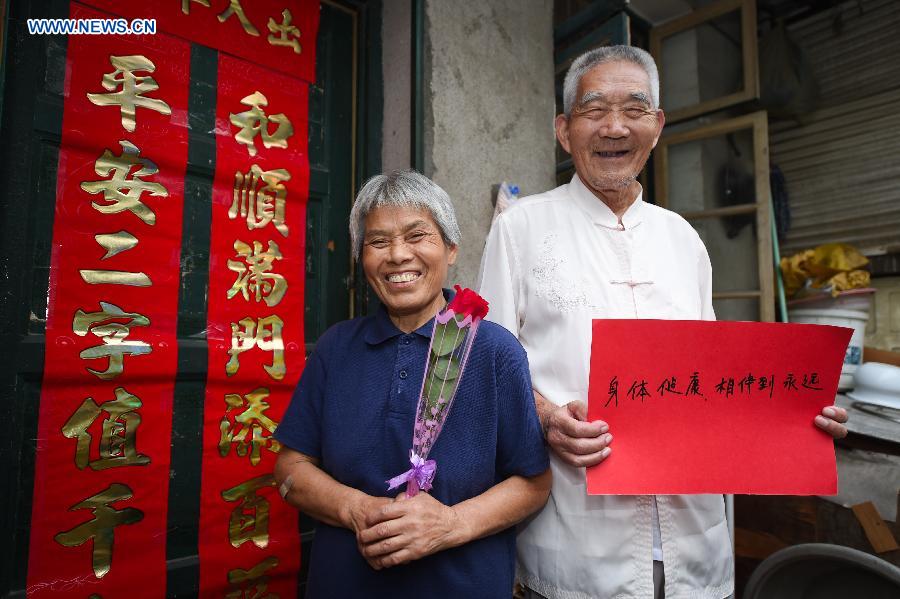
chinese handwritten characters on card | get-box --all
[586,320,852,495]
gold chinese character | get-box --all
[80,270,151,286]
[62,387,150,471]
[73,302,151,380]
[227,240,287,307]
[226,316,285,380]
[267,9,301,54]
[54,483,144,579]
[229,91,293,157]
[230,165,290,237]
[221,474,276,548]
[87,55,172,132]
[226,556,279,599]
[81,140,169,226]
[94,231,139,259]
[181,0,210,14]
[220,387,281,466]
[218,0,260,36]
[81,231,149,285]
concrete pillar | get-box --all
[381,0,412,171]
[423,0,556,287]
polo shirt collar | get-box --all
[364,288,453,345]
[569,173,644,230]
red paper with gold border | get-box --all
[198,52,308,596]
[26,3,189,596]
[79,0,319,83]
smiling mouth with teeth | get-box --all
[595,150,629,158]
[387,272,420,283]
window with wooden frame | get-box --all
[654,111,774,323]
[650,0,758,124]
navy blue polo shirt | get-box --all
[275,298,548,598]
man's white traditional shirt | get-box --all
[477,175,734,599]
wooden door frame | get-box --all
[338,0,383,320]
[654,111,775,322]
[649,0,759,124]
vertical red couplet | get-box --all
[27,3,190,596]
[197,52,309,597]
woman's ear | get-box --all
[447,244,459,266]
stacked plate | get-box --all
[847,362,900,410]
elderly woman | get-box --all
[274,170,551,597]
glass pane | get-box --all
[713,297,760,322]
[693,217,760,295]
[666,129,756,214]
[659,9,745,113]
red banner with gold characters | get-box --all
[26,3,190,597]
[197,52,309,596]
[80,0,319,83]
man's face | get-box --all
[556,60,665,195]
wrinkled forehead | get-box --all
[364,204,440,234]
[579,61,653,104]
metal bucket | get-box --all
[744,543,900,599]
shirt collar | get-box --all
[568,173,644,230]
[364,288,452,345]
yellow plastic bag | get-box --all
[780,243,870,297]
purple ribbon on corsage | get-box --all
[387,451,436,497]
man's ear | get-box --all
[555,113,572,154]
[651,109,666,149]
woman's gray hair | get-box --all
[562,45,660,116]
[349,170,461,259]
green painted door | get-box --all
[0,0,370,595]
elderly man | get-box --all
[477,46,848,599]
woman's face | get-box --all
[361,205,457,331]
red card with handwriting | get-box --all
[586,320,851,495]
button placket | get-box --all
[390,334,418,414]
[399,335,411,379]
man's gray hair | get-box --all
[562,45,660,116]
[349,170,461,259]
